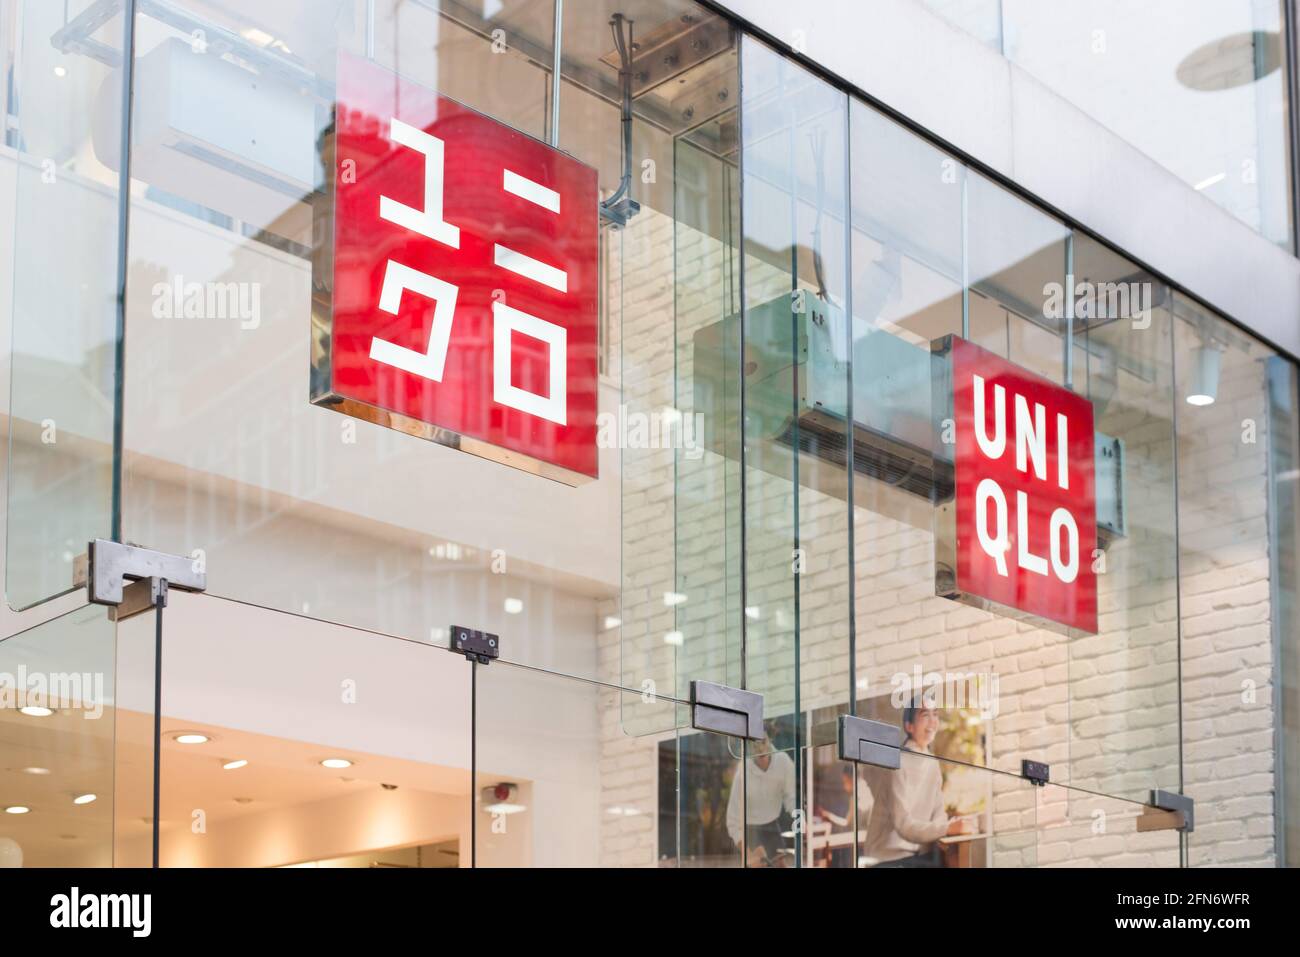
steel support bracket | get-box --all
[838,714,904,769]
[1021,759,1050,787]
[449,625,499,665]
[1139,789,1195,833]
[85,539,206,608]
[690,681,764,740]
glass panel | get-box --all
[113,599,157,868]
[847,100,982,798]
[557,2,744,715]
[965,171,1069,383]
[0,605,115,866]
[472,657,712,867]
[1174,295,1279,866]
[1065,233,1180,801]
[739,37,852,864]
[110,0,742,700]
[153,592,470,867]
[1036,782,1180,866]
[849,128,1076,785]
[5,1,125,609]
[1269,356,1300,866]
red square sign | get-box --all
[943,336,1097,633]
[315,53,599,483]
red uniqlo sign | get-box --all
[943,336,1097,633]
[316,54,599,483]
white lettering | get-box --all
[1015,394,1047,480]
[1016,490,1049,575]
[973,375,1006,460]
[1050,508,1079,583]
[976,478,1010,577]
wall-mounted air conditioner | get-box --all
[692,289,1125,545]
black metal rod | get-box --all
[151,583,164,868]
[470,659,476,869]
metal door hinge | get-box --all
[689,681,764,739]
[83,539,206,619]
[1139,789,1194,833]
[449,625,499,664]
[838,714,903,769]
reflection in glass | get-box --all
[151,593,471,867]
[5,2,125,609]
[0,606,116,866]
[1174,295,1279,866]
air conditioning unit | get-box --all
[692,289,1125,544]
[92,37,317,242]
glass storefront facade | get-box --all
[1,0,1297,868]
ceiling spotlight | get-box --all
[503,597,523,615]
[4,806,30,815]
[19,706,54,718]
[72,794,97,806]
[603,616,622,630]
[320,758,353,769]
[222,759,248,771]
[53,65,67,78]
[663,630,684,646]
[172,732,210,745]
[1186,343,1222,406]
[19,767,51,776]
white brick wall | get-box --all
[597,199,1280,867]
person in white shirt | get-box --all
[725,733,796,867]
[862,701,969,867]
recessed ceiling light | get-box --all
[222,759,248,771]
[663,630,684,646]
[603,616,621,630]
[53,65,67,77]
[320,758,353,769]
[4,806,30,815]
[172,733,210,745]
[503,597,523,615]
[72,794,97,806]
[233,797,254,805]
[19,706,54,718]
[19,767,52,776]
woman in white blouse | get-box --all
[862,701,969,867]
